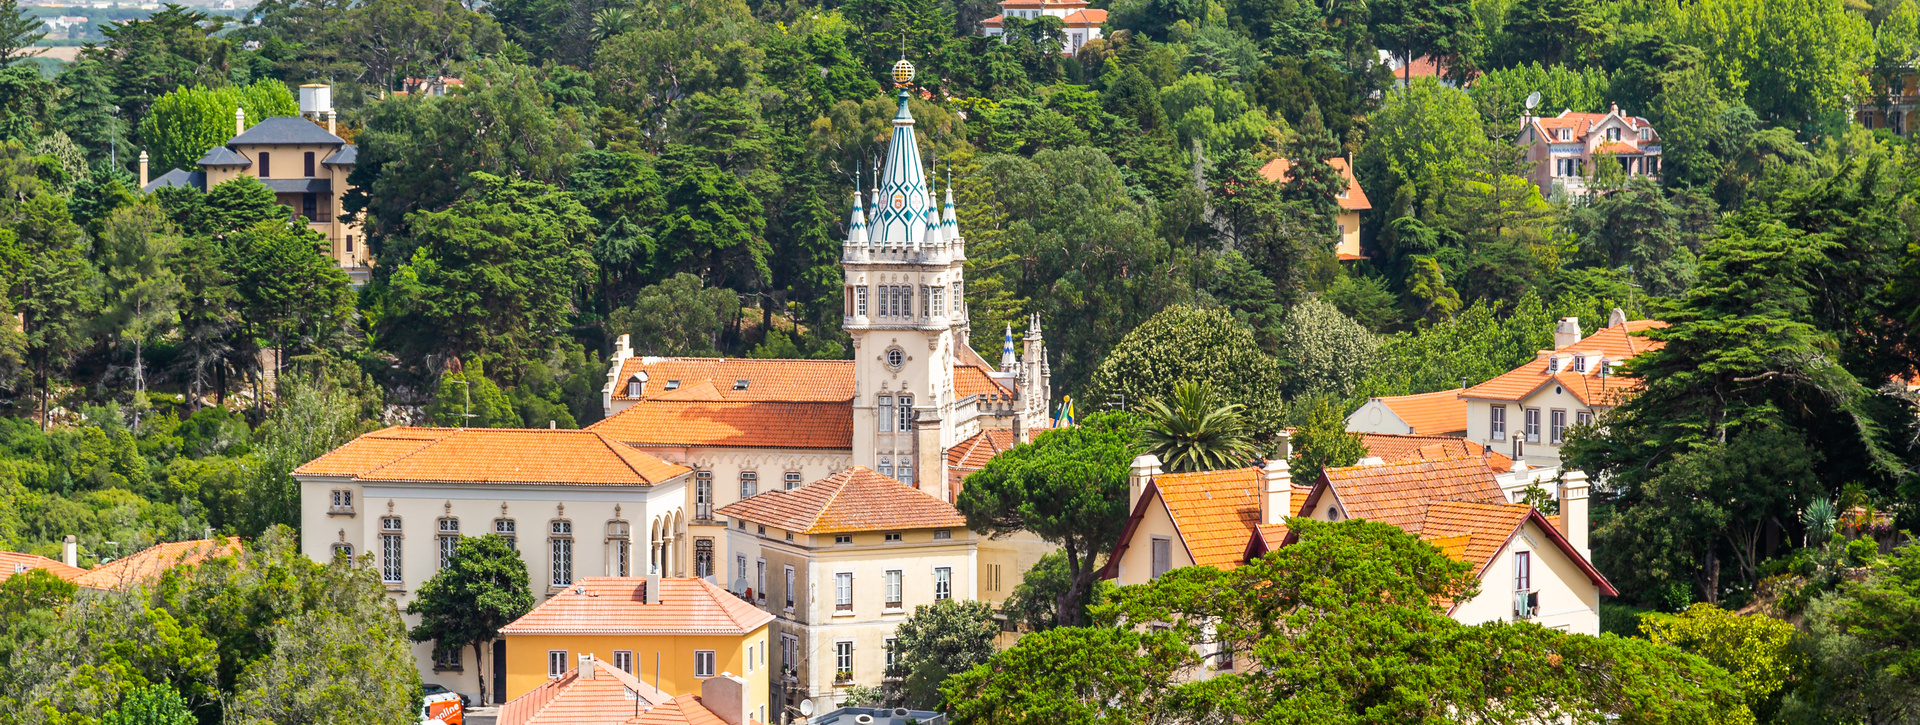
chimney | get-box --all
[1559,470,1590,555]
[327,109,336,136]
[63,535,77,567]
[1553,317,1580,350]
[1128,453,1162,510]
[645,573,661,605]
[1607,307,1628,329]
[235,107,246,136]
[1261,457,1291,526]
[138,151,148,189]
[579,653,596,679]
[699,673,750,725]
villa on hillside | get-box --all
[1257,157,1372,260]
[1517,104,1662,198]
[979,0,1106,54]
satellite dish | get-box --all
[1524,91,1542,110]
[800,699,815,716]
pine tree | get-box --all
[1281,103,1345,241]
[0,0,46,67]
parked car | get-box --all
[421,691,464,725]
[422,684,471,709]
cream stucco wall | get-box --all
[298,474,690,700]
[1448,519,1601,635]
[1464,382,1609,468]
[1111,492,1196,587]
[1336,209,1362,257]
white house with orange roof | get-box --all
[1519,104,1662,197]
[497,650,760,725]
[1460,310,1666,467]
[294,427,695,704]
[1345,388,1468,437]
[1256,157,1372,259]
[979,0,1106,54]
[1104,449,1612,640]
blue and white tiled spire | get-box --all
[1000,324,1017,370]
[871,90,935,248]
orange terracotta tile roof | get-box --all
[500,657,675,725]
[303,428,691,485]
[588,400,853,450]
[716,467,967,534]
[1256,157,1372,211]
[628,694,733,725]
[0,551,86,582]
[75,538,240,590]
[1304,457,1504,531]
[1594,142,1641,155]
[1359,433,1513,471]
[1460,320,1666,405]
[1370,388,1468,435]
[502,577,773,635]
[1098,467,1315,575]
[293,426,455,476]
[981,14,1004,24]
[953,364,1012,400]
[612,358,853,403]
[1062,8,1106,24]
[1418,500,1531,569]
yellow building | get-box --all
[500,576,775,724]
[1257,156,1373,260]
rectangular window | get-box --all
[346,234,354,253]
[1151,537,1171,579]
[930,287,944,318]
[933,529,951,540]
[549,650,568,678]
[1515,551,1532,591]
[897,395,914,432]
[934,567,952,600]
[1490,406,1507,441]
[740,471,758,499]
[1576,410,1594,426]
[885,637,897,668]
[877,395,893,433]
[782,634,797,670]
[885,532,902,543]
[896,456,913,486]
[695,471,714,520]
[878,456,892,477]
[258,151,271,177]
[330,489,353,512]
[785,565,795,609]
[1524,408,1541,443]
[303,151,315,176]
[333,542,353,559]
[835,534,852,545]
[785,471,802,490]
[1550,409,1567,445]
[381,517,402,584]
[835,641,853,681]
[885,570,903,608]
[614,650,633,674]
[437,518,460,570]
[737,555,747,586]
[953,280,962,316]
[694,650,716,678]
[920,285,931,317]
[836,572,853,611]
[756,559,767,603]
[550,520,573,587]
[495,519,516,550]
[856,286,868,316]
[608,521,630,577]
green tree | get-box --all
[1135,380,1259,473]
[1280,104,1344,235]
[1642,604,1797,719]
[1497,0,1609,69]
[1662,0,1872,134]
[884,598,998,709]
[652,149,771,292]
[138,81,299,173]
[94,201,182,427]
[1082,305,1288,440]
[999,550,1105,632]
[1275,297,1378,400]
[957,412,1137,628]
[608,273,741,357]
[0,0,44,67]
[407,534,533,705]
[352,0,506,94]
[426,359,519,428]
[1370,0,1476,86]
[246,362,381,535]
[1355,76,1484,215]
[226,218,355,378]
[0,143,98,428]
[101,684,196,725]
[1287,396,1366,484]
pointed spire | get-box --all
[1001,324,1017,370]
[941,162,958,236]
[847,190,868,249]
[874,90,933,248]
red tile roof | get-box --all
[1302,457,1505,530]
[1460,320,1666,406]
[499,657,675,725]
[716,467,967,534]
[298,427,691,485]
[947,428,1016,472]
[1100,466,1314,577]
[1257,157,1372,211]
[1530,109,1657,146]
[1594,142,1640,155]
[1359,433,1513,471]
[501,577,774,636]
[0,551,86,582]
[75,538,241,590]
[612,358,853,403]
[953,364,1011,400]
[588,400,853,450]
[1062,8,1106,24]
[629,694,735,725]
[1368,388,1468,435]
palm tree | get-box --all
[591,8,635,41]
[1136,380,1261,472]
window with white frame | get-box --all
[695,539,713,578]
[614,650,633,674]
[784,471,802,490]
[897,395,914,431]
[877,395,894,433]
[930,287,944,318]
[885,570,903,608]
[495,518,516,549]
[1576,410,1594,426]
[737,555,747,586]
[740,470,758,499]
[330,489,353,513]
[756,559,767,603]
[1151,537,1171,579]
[785,565,796,609]
[855,286,868,316]
[1513,551,1537,619]
[607,521,631,577]
[380,517,403,584]
[550,520,573,587]
[934,567,952,600]
[835,641,853,680]
[1524,408,1541,443]
[1550,409,1567,445]
[1490,406,1507,441]
[952,280,963,316]
[781,634,797,670]
[332,542,353,559]
[885,532,901,543]
[548,650,568,678]
[934,529,950,540]
[878,456,892,477]
[695,471,714,520]
[437,517,460,569]
[897,455,913,486]
[694,650,716,678]
[836,572,853,611]
[835,534,852,545]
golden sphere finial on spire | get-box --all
[892,58,915,86]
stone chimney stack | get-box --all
[1129,453,1162,511]
[645,573,661,605]
[63,535,77,567]
[327,109,336,136]
[1261,457,1291,526]
[579,652,596,679]
[1607,307,1628,329]
[1559,470,1590,555]
[235,107,246,136]
[137,151,148,189]
[699,673,750,725]
[1553,317,1580,350]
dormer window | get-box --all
[626,373,646,398]
[1546,355,1563,374]
[1557,128,1570,141]
[665,380,681,391]
[734,379,750,391]
[1572,354,1587,373]
[1607,127,1622,142]
[1638,127,1651,141]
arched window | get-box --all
[695,539,714,578]
[606,521,631,577]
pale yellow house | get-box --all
[141,106,370,282]
[499,575,774,722]
[1258,156,1373,260]
[1459,311,1665,467]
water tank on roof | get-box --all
[299,84,332,115]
